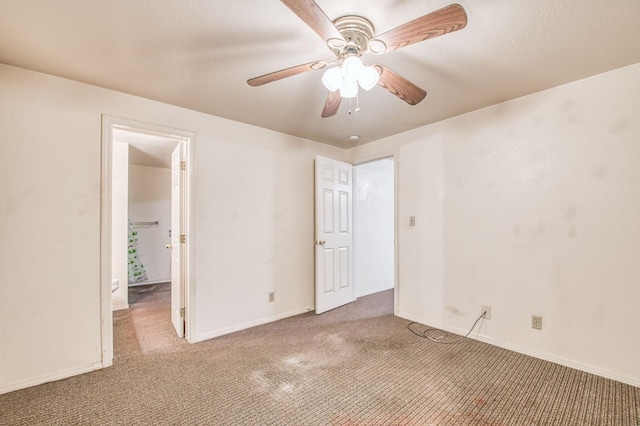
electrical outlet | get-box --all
[481,305,491,319]
[268,292,275,303]
[531,315,542,330]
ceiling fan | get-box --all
[247,0,468,118]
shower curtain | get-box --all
[128,218,148,283]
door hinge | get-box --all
[180,234,186,244]
[180,307,185,318]
[180,161,186,171]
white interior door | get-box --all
[315,156,355,314]
[170,144,185,337]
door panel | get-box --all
[323,248,335,293]
[170,144,185,338]
[339,246,349,288]
[323,190,334,232]
[315,156,354,314]
[339,191,349,233]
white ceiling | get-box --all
[1,0,640,148]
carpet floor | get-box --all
[1,284,638,425]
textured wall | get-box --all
[349,63,640,386]
[0,63,346,394]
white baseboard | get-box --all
[193,307,314,343]
[396,311,639,388]
[0,361,105,395]
[112,296,129,311]
[357,285,394,299]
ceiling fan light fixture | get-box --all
[358,65,380,91]
[322,66,344,92]
[339,80,359,98]
[342,56,364,82]
[248,3,468,117]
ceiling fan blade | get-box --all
[373,64,427,105]
[247,60,326,87]
[321,90,341,118]
[371,3,467,53]
[281,0,345,44]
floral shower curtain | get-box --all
[128,218,147,284]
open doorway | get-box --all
[100,116,194,367]
[111,129,178,308]
[314,155,396,315]
[354,157,395,300]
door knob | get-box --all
[165,244,173,249]
[315,240,326,245]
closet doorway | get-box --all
[100,116,194,367]
[354,157,396,303]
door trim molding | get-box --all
[100,115,197,367]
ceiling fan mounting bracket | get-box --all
[327,15,375,57]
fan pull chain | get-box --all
[348,93,361,115]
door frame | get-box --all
[352,152,398,316]
[100,115,196,367]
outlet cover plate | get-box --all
[481,305,491,319]
[531,315,542,330]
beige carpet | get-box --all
[1,284,638,425]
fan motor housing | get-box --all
[328,16,375,56]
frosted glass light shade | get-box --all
[322,67,343,92]
[339,80,359,98]
[322,57,377,100]
[342,56,363,82]
[358,66,380,91]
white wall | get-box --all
[193,138,344,339]
[128,164,172,284]
[111,142,129,309]
[349,62,640,387]
[354,158,395,297]
[0,63,346,394]
[3,58,638,394]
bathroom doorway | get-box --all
[100,116,194,366]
